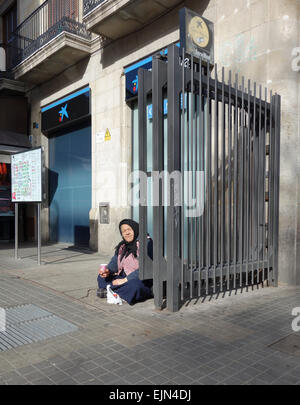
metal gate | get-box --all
[138,44,280,312]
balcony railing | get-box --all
[6,0,91,70]
[83,0,107,16]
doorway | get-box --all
[49,124,91,246]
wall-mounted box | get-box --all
[99,202,109,224]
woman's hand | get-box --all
[112,278,128,286]
[98,267,110,278]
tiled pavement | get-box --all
[0,243,300,385]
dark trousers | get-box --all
[97,274,153,305]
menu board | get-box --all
[11,148,42,202]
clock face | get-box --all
[188,16,209,48]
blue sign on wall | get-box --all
[125,57,152,101]
[41,87,90,134]
[124,43,180,101]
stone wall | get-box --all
[195,0,300,286]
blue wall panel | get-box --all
[49,126,91,246]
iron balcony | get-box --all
[6,0,91,84]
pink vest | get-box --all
[117,241,140,277]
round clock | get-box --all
[188,16,210,48]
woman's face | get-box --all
[120,224,134,243]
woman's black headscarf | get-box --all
[115,219,139,261]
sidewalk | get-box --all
[0,241,111,300]
[0,242,300,385]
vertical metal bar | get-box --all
[37,203,41,265]
[227,70,232,291]
[239,77,245,287]
[152,56,167,308]
[255,86,261,284]
[273,94,281,287]
[233,73,238,289]
[220,67,225,292]
[262,88,267,285]
[193,59,198,296]
[138,68,153,292]
[213,63,218,294]
[14,203,18,260]
[198,57,203,297]
[187,64,191,300]
[138,68,148,281]
[193,61,197,298]
[206,60,211,295]
[257,85,262,284]
[167,45,181,312]
[251,82,256,285]
[190,55,194,299]
[251,82,257,284]
[246,82,251,286]
[267,91,273,285]
[181,47,185,301]
[193,60,198,297]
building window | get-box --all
[2,2,17,69]
[2,3,17,44]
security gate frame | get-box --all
[138,44,280,312]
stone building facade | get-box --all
[0,0,299,286]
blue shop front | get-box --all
[41,87,91,247]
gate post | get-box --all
[167,45,182,312]
[152,55,167,309]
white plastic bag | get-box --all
[106,285,123,305]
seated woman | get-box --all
[97,218,153,305]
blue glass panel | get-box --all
[49,125,91,246]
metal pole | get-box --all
[14,203,18,260]
[37,203,41,265]
[167,44,181,312]
[181,47,185,301]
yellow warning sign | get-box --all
[105,128,111,141]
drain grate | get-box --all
[0,304,78,351]
[268,333,300,356]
